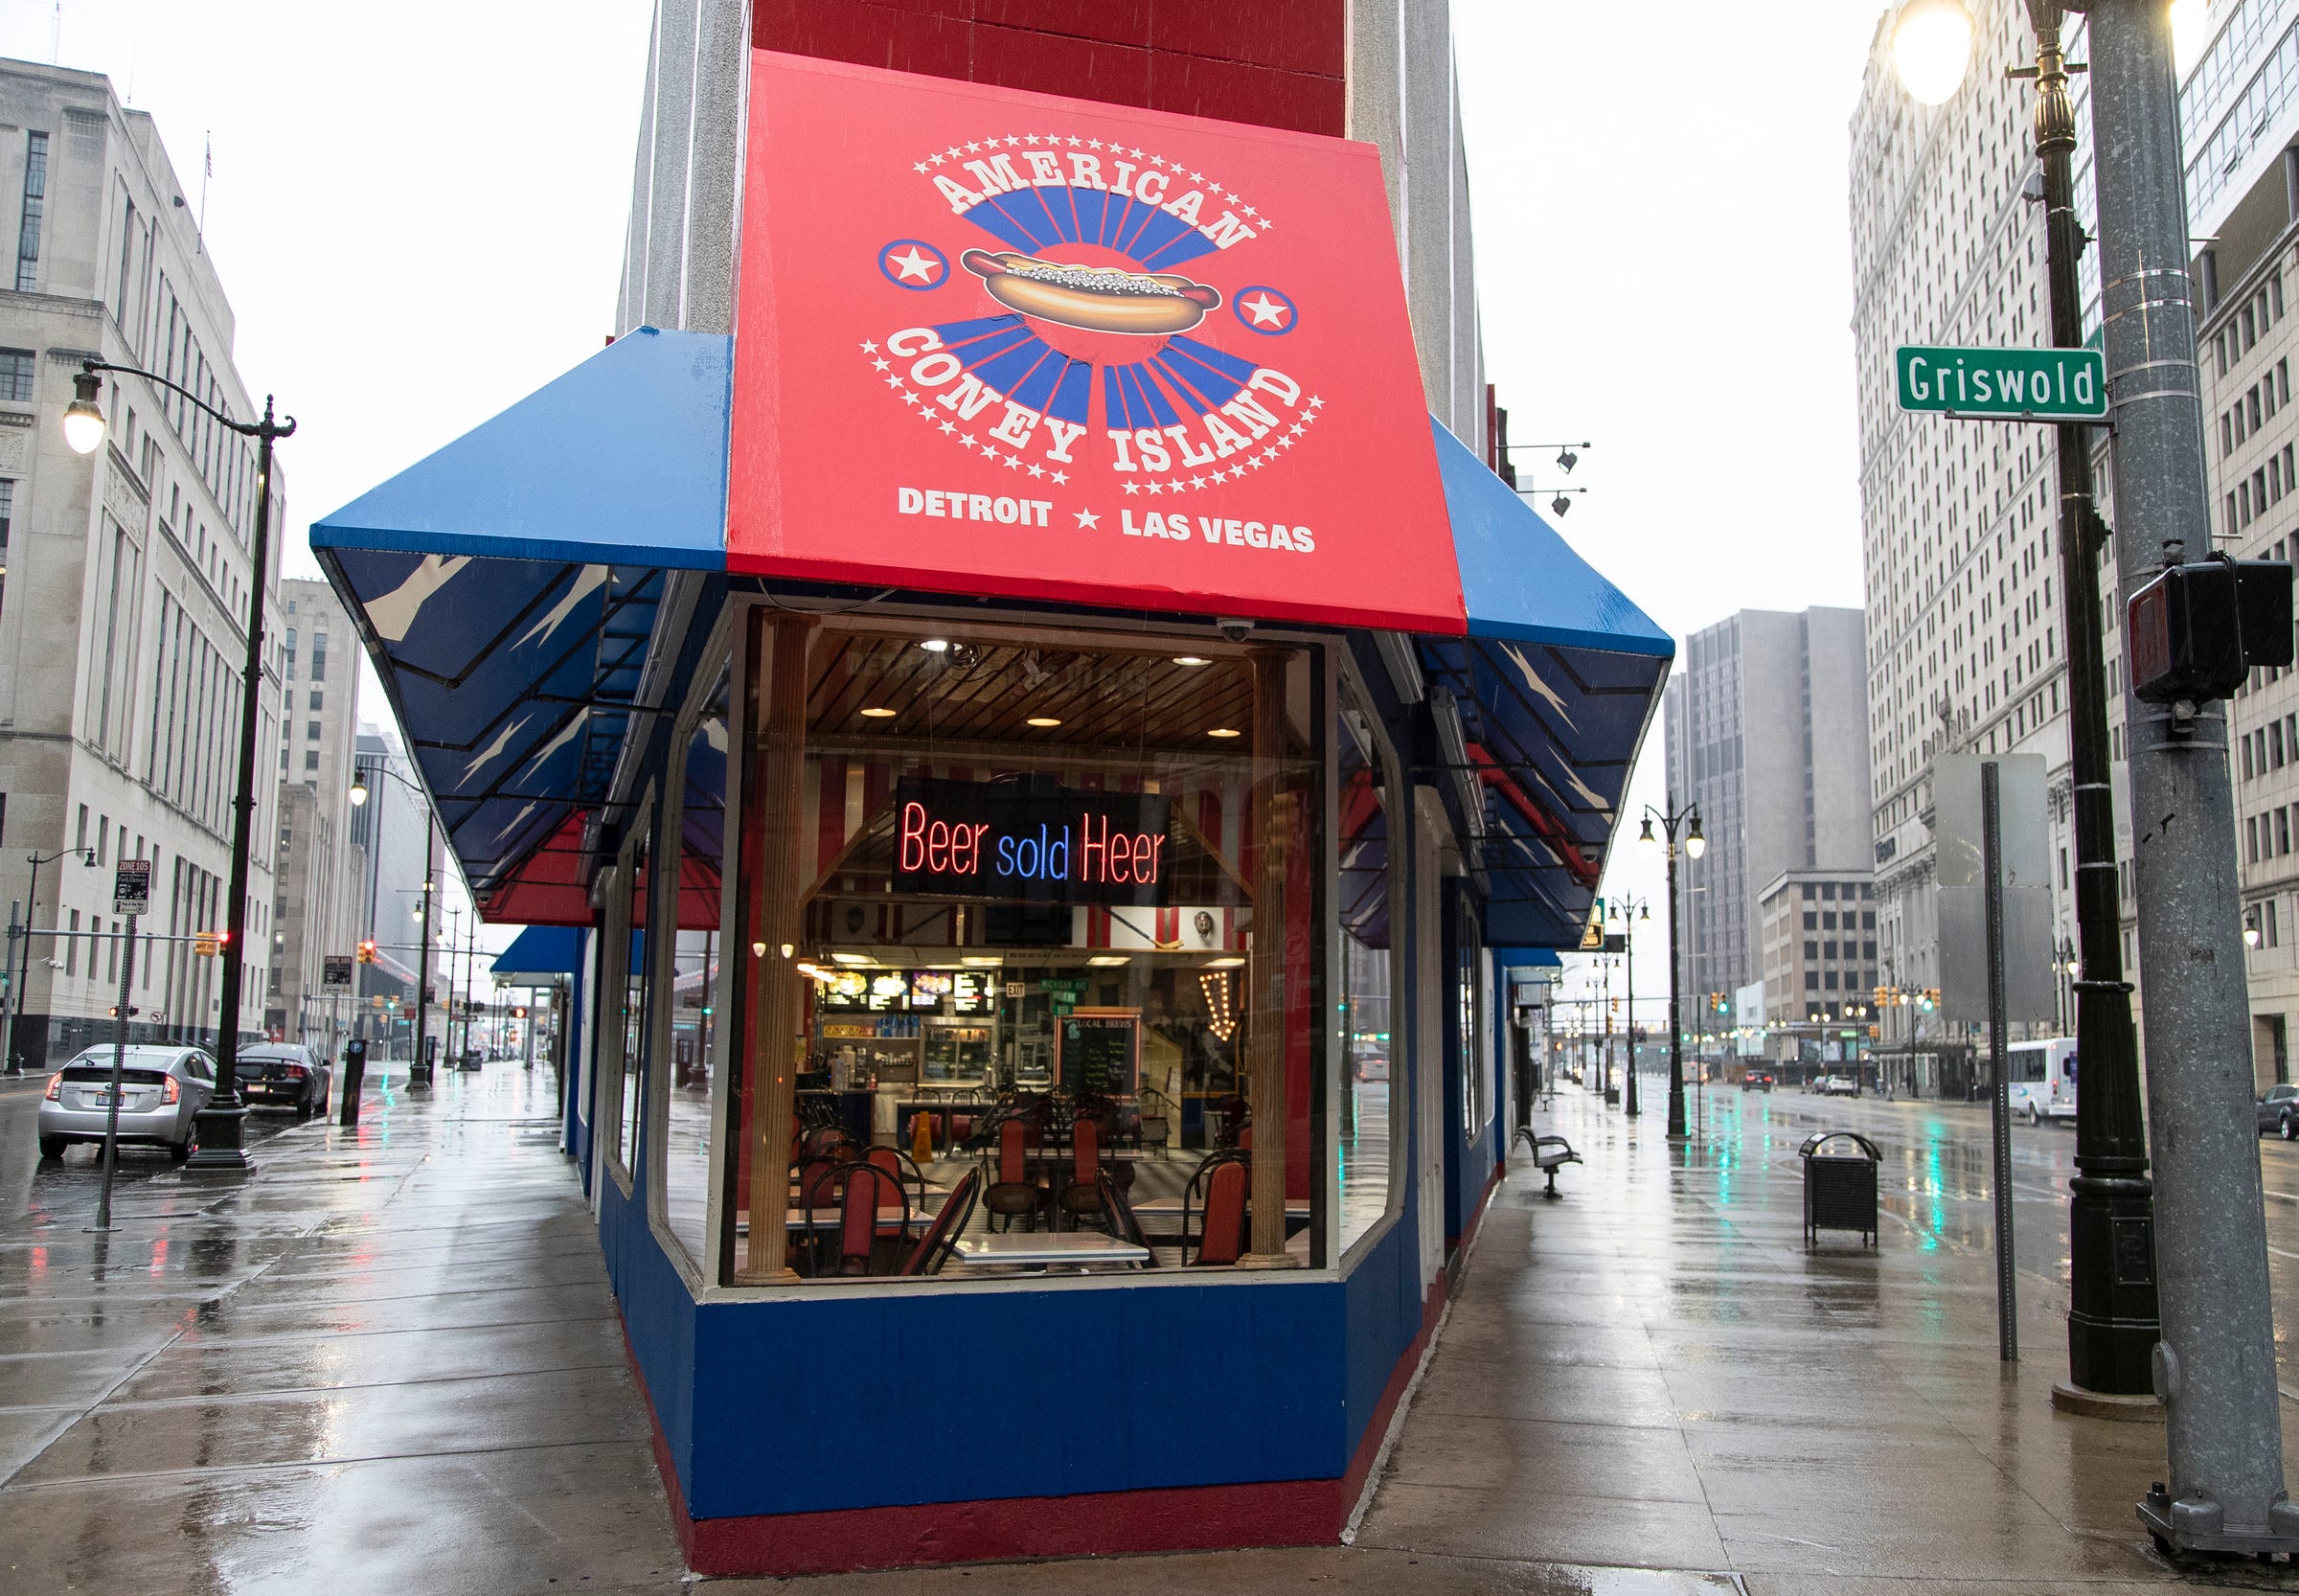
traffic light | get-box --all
[193,932,218,957]
[356,940,377,965]
[512,1005,529,1019]
[1920,988,1939,1012]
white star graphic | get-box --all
[888,246,941,283]
[1241,293,1289,328]
[1149,154,1166,168]
[883,374,904,387]
[945,147,961,159]
[1229,465,1248,480]
[1003,454,1022,469]
[901,392,921,406]
[1051,470,1069,486]
[1307,396,1326,409]
[1088,138,1104,149]
[1066,136,1082,147]
[966,141,982,152]
[959,434,977,447]
[938,422,956,435]
[1189,474,1207,489]
[1188,170,1203,182]
[1243,206,1261,220]
[871,356,891,371]
[912,162,928,174]
[1128,147,1145,158]
[1075,508,1100,530]
[1146,481,1165,495]
[1123,482,1139,495]
[1287,422,1306,437]
[1027,464,1045,478]
[1168,479,1186,492]
[1278,436,1295,449]
[928,152,946,167]
[979,443,1000,458]
[1002,135,1019,147]
[859,340,879,353]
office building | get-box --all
[1756,868,1878,1065]
[1662,606,1873,1009]
[0,59,282,1073]
[263,579,361,1055]
[345,728,441,1060]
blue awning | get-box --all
[492,925,585,980]
[311,330,733,919]
[1419,423,1673,951]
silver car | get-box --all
[2261,1083,2299,1140]
[38,1044,216,1162]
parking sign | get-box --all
[113,858,150,916]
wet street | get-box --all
[5,1063,2299,1592]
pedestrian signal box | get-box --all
[193,933,219,957]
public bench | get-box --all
[1512,1128,1582,1197]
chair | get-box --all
[864,1145,930,1215]
[1098,1169,1156,1267]
[1138,1115,1171,1158]
[1058,1114,1111,1230]
[983,1117,1046,1232]
[806,1160,909,1277]
[1213,1094,1251,1149]
[800,1124,858,1161]
[1183,1150,1252,1266]
[899,1169,982,1277]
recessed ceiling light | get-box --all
[921,638,950,652]
[830,951,876,966]
[1172,655,1210,666]
[1086,954,1131,967]
[859,707,897,718]
[1208,727,1241,739]
[1026,716,1062,728]
[1203,956,1245,968]
[960,956,1003,968]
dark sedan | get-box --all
[2261,1083,2299,1140]
[235,1044,332,1120]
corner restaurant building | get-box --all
[314,18,1669,1578]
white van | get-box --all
[2005,1037,2078,1126]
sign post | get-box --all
[91,858,148,1234]
[1895,344,2108,422]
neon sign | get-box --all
[892,778,1172,906]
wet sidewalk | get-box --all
[4,1068,2294,1594]
[0,1065,689,1595]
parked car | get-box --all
[2260,1083,2299,1139]
[234,1042,332,1120]
[1812,1074,1859,1096]
[38,1044,216,1161]
[1741,1071,1774,1092]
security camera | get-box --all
[1216,617,1255,644]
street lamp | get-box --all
[66,361,292,1173]
[2244,911,2263,950]
[1891,0,1975,105]
[1608,897,1652,1117]
[1,848,98,1075]
[1639,800,1704,1137]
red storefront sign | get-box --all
[729,51,1464,634]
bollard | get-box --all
[339,1038,368,1128]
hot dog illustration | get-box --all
[959,250,1220,334]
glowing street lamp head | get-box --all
[62,368,106,455]
[1892,0,1974,106]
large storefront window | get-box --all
[663,663,730,1268]
[1335,684,1400,1251]
[618,807,651,1182]
[727,615,1319,1283]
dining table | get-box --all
[950,1232,1149,1270]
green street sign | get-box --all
[1895,344,2106,421]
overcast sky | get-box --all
[0,1,1887,991]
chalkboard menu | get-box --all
[1058,1010,1140,1096]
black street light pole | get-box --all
[351,762,438,1086]
[1639,801,1705,1138]
[1,847,96,1075]
[1610,897,1651,1117]
[2013,5,2160,1404]
[66,361,293,1173]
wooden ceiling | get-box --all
[808,632,1256,755]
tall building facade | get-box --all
[2188,0,2299,1086]
[1662,607,1873,1009]
[1849,2,2127,1084]
[345,728,440,1062]
[263,579,360,1055]
[0,59,283,1073]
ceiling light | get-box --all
[960,956,1003,968]
[1086,954,1132,967]
[1207,727,1241,739]
[1026,716,1062,728]
[1203,955,1244,969]
[1172,655,1209,666]
[921,638,950,653]
[860,707,897,718]
[830,951,875,966]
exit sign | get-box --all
[1895,344,2106,421]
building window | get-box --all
[65,908,78,975]
[1805,969,1818,992]
[14,130,46,291]
[303,749,318,772]
[0,349,31,405]
[0,477,11,620]
[310,632,327,678]
[306,720,320,741]
[308,688,323,712]
[1804,940,1819,961]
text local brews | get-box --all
[892,779,1172,905]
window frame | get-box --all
[1331,650,1407,1273]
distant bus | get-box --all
[2005,1037,2077,1126]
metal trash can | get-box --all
[1799,1130,1881,1248]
